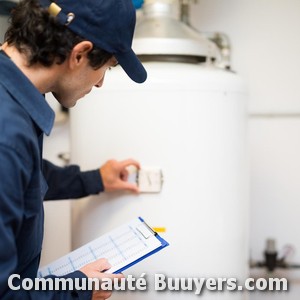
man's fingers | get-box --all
[99,263,111,273]
[120,169,129,181]
[119,159,140,170]
[118,181,139,193]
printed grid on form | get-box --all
[38,218,161,277]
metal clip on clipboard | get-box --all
[136,220,157,239]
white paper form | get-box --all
[38,217,167,277]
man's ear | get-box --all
[69,41,93,69]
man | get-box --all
[0,0,147,299]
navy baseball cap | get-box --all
[39,0,147,83]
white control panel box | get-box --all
[127,166,163,193]
[137,168,163,193]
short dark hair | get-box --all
[5,0,113,69]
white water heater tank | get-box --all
[70,61,249,300]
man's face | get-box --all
[52,56,118,108]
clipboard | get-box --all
[113,217,169,274]
[38,217,169,277]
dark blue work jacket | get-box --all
[0,51,103,299]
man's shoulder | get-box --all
[0,88,38,158]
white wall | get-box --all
[190,0,300,113]
[0,16,8,43]
[41,113,72,266]
[190,0,300,298]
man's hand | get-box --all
[80,258,124,300]
[100,159,140,193]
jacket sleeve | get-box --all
[0,145,92,300]
[43,159,104,200]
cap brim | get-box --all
[115,49,147,83]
